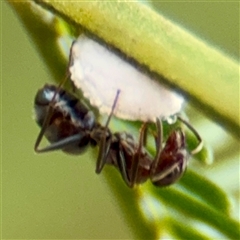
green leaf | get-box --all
[180,170,230,214]
[167,218,211,240]
[150,187,239,239]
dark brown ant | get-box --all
[34,84,202,188]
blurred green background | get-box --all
[2,1,239,239]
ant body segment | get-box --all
[34,84,203,188]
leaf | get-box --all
[150,187,239,239]
[167,218,211,240]
[180,170,230,214]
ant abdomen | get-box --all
[151,129,188,187]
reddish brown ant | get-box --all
[34,83,202,188]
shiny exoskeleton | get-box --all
[34,84,202,188]
[35,84,99,154]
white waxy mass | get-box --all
[69,35,184,121]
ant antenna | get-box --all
[104,90,121,129]
[49,40,76,104]
[177,116,203,155]
[34,42,74,152]
[49,41,75,105]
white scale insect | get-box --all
[69,35,184,122]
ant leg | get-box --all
[150,118,163,177]
[129,122,148,187]
[95,90,121,174]
[35,133,85,153]
[34,105,54,152]
[177,116,203,155]
[115,143,132,188]
[142,122,148,147]
[113,123,148,188]
[115,122,148,188]
[95,134,112,174]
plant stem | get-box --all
[35,0,239,139]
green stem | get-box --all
[34,0,239,139]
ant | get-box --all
[34,82,203,188]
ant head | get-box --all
[152,129,189,187]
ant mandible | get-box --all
[34,81,203,188]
